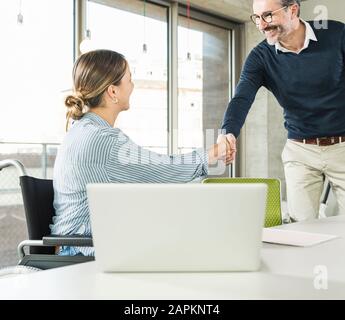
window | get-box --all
[178,16,231,155]
[0,0,74,143]
[86,0,169,154]
[84,1,233,157]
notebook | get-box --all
[262,228,339,247]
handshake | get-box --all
[208,133,237,166]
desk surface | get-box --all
[262,215,345,284]
[0,216,344,300]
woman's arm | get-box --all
[105,131,225,183]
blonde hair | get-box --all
[65,49,127,130]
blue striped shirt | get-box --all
[50,112,208,256]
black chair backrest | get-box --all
[19,176,55,254]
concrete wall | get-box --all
[184,0,252,22]
[301,0,345,22]
[184,1,345,23]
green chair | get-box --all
[202,177,282,228]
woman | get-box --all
[51,49,231,256]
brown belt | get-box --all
[291,136,345,146]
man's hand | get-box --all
[217,133,237,164]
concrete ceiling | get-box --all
[177,0,253,22]
[177,0,309,23]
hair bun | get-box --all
[65,92,85,120]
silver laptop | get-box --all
[87,183,267,272]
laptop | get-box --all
[87,183,267,272]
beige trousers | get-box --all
[282,139,345,221]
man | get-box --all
[219,0,345,221]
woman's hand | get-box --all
[207,138,233,165]
[216,134,237,164]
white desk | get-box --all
[261,215,345,283]
[0,216,344,300]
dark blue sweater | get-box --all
[222,20,345,139]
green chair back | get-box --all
[202,178,282,228]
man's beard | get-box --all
[262,25,285,45]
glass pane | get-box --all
[0,0,74,143]
[87,0,168,154]
[178,17,231,154]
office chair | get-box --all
[202,177,283,227]
[0,159,94,270]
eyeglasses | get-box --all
[250,6,288,25]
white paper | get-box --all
[262,228,339,247]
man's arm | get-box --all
[342,24,345,66]
[221,48,265,138]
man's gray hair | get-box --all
[280,0,301,17]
